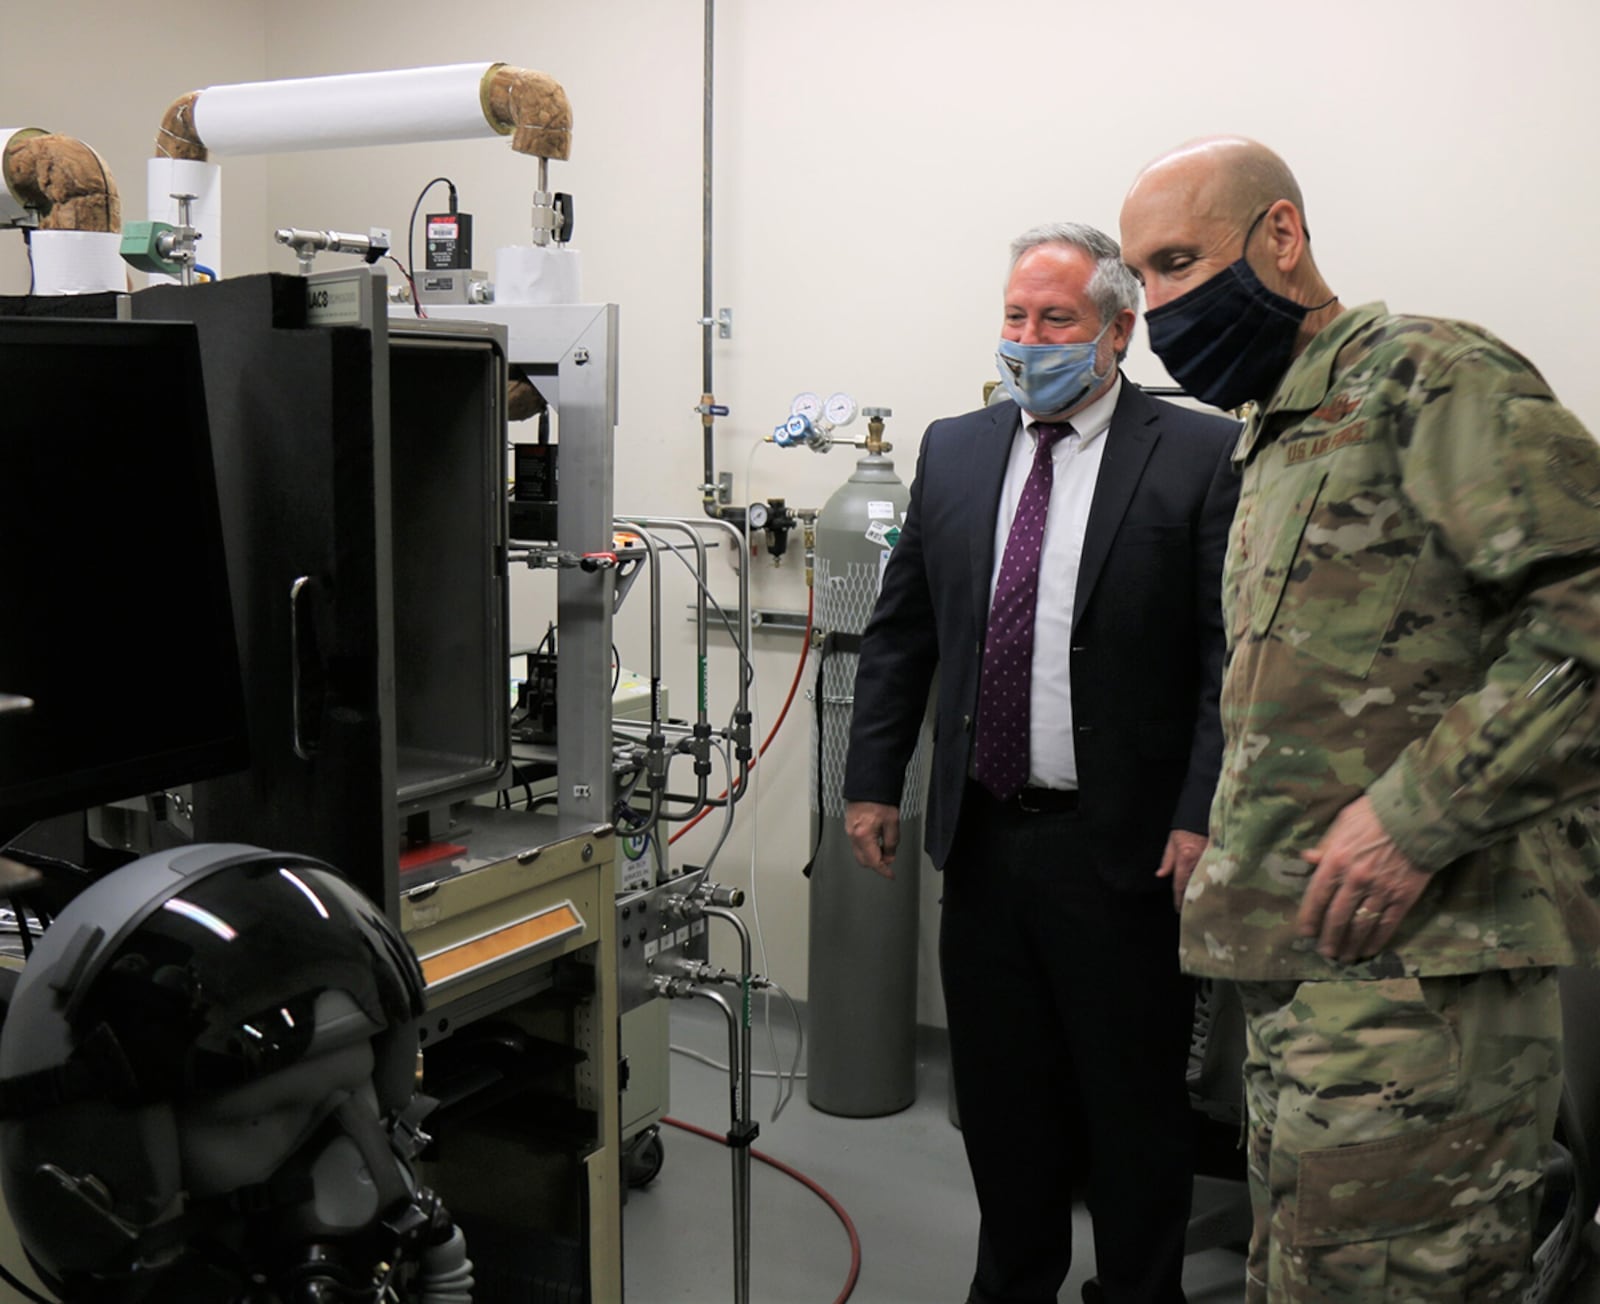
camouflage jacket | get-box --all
[1183,303,1600,980]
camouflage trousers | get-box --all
[1237,969,1561,1302]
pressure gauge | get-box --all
[790,392,822,422]
[748,501,771,530]
[824,392,858,426]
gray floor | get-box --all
[623,1001,1248,1304]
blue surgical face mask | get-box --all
[994,320,1114,417]
[1143,208,1322,412]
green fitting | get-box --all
[120,221,181,276]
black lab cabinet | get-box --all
[129,269,622,1302]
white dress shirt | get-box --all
[988,376,1120,789]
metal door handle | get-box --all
[290,575,317,760]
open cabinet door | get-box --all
[134,273,398,913]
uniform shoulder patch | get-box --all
[1546,427,1600,510]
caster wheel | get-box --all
[625,1126,665,1189]
[1081,1278,1106,1304]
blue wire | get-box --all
[193,263,219,281]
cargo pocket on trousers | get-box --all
[1289,1089,1543,1293]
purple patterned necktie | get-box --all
[972,421,1073,800]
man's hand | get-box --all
[1157,829,1208,912]
[1298,796,1432,964]
[845,800,901,879]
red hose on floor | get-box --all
[661,1114,861,1304]
[668,584,815,846]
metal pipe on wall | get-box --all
[697,0,742,524]
[702,0,715,402]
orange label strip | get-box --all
[420,902,584,988]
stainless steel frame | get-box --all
[420,302,620,827]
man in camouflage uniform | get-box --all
[1120,136,1600,1301]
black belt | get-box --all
[966,778,1079,815]
[1014,785,1078,814]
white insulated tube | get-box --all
[191,62,503,156]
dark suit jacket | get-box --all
[842,380,1241,889]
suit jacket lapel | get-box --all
[1073,381,1159,629]
[969,402,1018,627]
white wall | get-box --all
[6,0,1599,1027]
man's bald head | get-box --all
[1119,135,1342,387]
[1119,135,1332,320]
[1128,136,1304,235]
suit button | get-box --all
[1071,645,1087,654]
[962,714,972,732]
[1076,724,1094,735]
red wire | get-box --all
[668,584,815,846]
[661,1114,861,1304]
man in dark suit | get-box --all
[843,222,1240,1304]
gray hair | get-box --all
[1007,222,1142,359]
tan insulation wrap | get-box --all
[156,91,207,161]
[482,64,572,160]
[507,372,549,422]
[2,134,120,232]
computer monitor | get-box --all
[0,316,248,839]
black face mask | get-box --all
[1144,209,1314,412]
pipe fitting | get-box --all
[3,134,120,232]
[731,709,754,765]
[700,882,745,909]
[651,973,695,1000]
[482,64,573,160]
[653,956,730,986]
[155,91,206,160]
